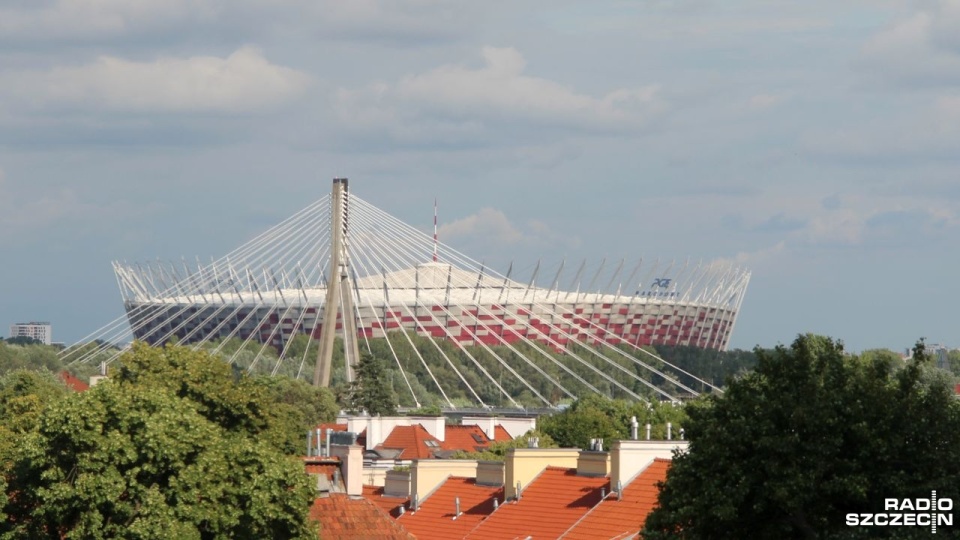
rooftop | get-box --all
[560,458,670,539]
[309,494,414,540]
[379,425,444,460]
[59,371,89,392]
[400,477,504,540]
[463,466,609,540]
[362,484,410,518]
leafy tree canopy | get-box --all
[2,344,318,539]
[642,335,960,540]
[538,393,688,449]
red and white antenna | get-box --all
[433,198,438,262]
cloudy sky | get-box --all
[1,0,958,352]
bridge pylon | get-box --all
[314,178,362,387]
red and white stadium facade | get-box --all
[100,180,749,405]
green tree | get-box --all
[539,394,688,448]
[2,345,317,540]
[112,343,302,452]
[0,370,69,433]
[343,351,397,416]
[642,335,960,540]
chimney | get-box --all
[485,417,496,440]
[411,460,479,502]
[610,439,689,489]
[369,416,382,450]
[384,469,412,498]
[504,448,579,500]
[329,443,363,497]
[413,415,446,442]
[476,461,505,487]
[576,448,610,477]
[630,416,639,440]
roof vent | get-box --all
[398,505,405,516]
[516,481,522,501]
[616,480,623,501]
[601,487,606,499]
[454,497,461,519]
[412,494,419,511]
[492,498,499,511]
[527,437,539,448]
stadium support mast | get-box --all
[314,178,362,387]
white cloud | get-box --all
[439,208,530,245]
[333,47,665,145]
[859,1,960,87]
[439,207,580,250]
[2,46,310,113]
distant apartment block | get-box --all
[8,322,52,345]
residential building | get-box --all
[8,321,52,345]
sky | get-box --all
[1,0,958,353]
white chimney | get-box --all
[329,443,363,497]
[610,440,688,488]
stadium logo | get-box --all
[845,491,953,534]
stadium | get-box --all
[80,179,750,407]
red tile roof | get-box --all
[492,425,512,443]
[362,484,410,518]
[399,477,504,540]
[309,494,415,539]
[442,425,495,453]
[379,425,443,460]
[303,458,340,480]
[59,371,89,392]
[560,459,670,539]
[464,467,608,540]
